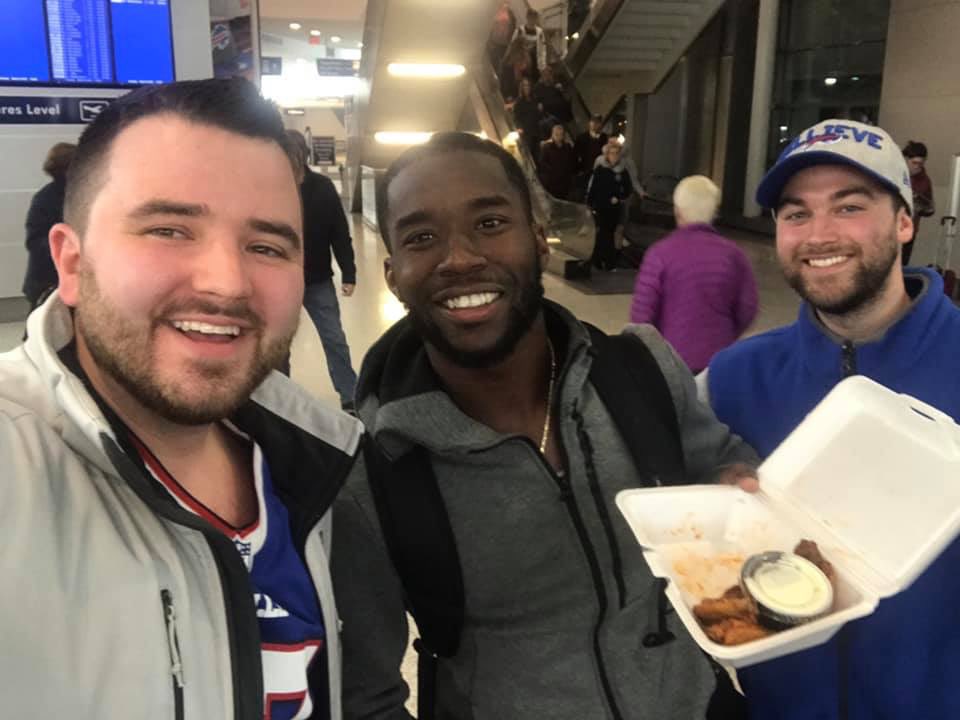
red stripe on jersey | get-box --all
[132,435,261,539]
[261,639,325,653]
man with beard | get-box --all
[0,78,361,719]
[699,119,960,719]
[330,132,758,720]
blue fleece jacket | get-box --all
[707,268,960,720]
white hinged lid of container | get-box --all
[758,375,960,598]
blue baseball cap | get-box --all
[757,120,914,215]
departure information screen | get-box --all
[0,0,175,86]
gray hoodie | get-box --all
[332,302,757,719]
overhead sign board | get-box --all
[0,96,114,124]
[315,58,358,77]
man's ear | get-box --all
[50,223,82,306]
[384,256,400,298]
[896,207,914,246]
[533,222,549,269]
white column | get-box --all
[742,0,780,217]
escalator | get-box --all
[469,56,597,276]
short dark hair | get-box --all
[284,129,309,169]
[43,142,76,180]
[375,132,534,250]
[65,78,290,234]
[903,141,928,159]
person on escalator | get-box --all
[533,65,572,128]
[512,8,547,84]
[488,0,517,70]
[539,123,577,200]
[499,36,531,102]
[511,76,543,165]
[574,115,608,200]
[587,140,635,271]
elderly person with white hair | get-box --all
[630,174,759,372]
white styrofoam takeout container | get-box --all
[615,376,960,668]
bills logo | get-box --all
[784,124,884,156]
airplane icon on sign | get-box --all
[79,100,110,123]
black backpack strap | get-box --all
[585,324,685,486]
[363,439,464,720]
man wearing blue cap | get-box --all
[699,120,960,718]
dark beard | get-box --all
[77,267,292,426]
[785,238,900,316]
[408,270,545,370]
[81,321,286,425]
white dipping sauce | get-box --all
[742,553,833,624]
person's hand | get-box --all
[716,463,759,493]
[342,283,355,297]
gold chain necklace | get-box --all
[539,340,557,454]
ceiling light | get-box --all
[310,29,322,37]
[571,32,580,40]
[505,131,519,144]
[285,108,306,116]
[375,131,433,145]
[289,22,301,30]
[358,42,364,48]
[387,63,466,78]
[779,125,788,132]
[851,75,860,81]
[824,76,838,86]
[331,35,342,43]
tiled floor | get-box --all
[0,217,799,399]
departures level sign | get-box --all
[0,95,114,124]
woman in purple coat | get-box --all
[630,175,758,372]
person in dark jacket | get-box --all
[533,65,572,127]
[587,140,634,270]
[538,124,577,199]
[902,140,935,265]
[286,130,358,408]
[573,115,608,199]
[22,142,75,308]
[498,35,530,103]
[511,77,542,165]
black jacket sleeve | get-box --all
[318,175,356,284]
[302,171,357,286]
[621,169,634,200]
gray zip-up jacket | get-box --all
[0,294,362,719]
[332,302,757,720]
